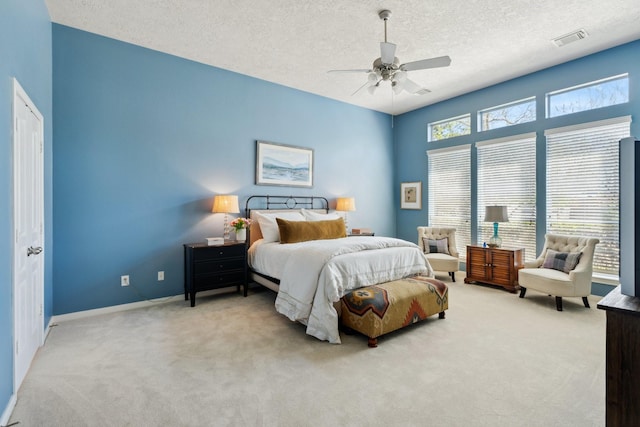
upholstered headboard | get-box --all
[245,195,329,247]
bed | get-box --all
[245,195,434,344]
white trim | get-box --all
[478,96,536,114]
[544,115,632,136]
[593,273,619,287]
[0,394,17,427]
[546,73,629,96]
[426,144,471,156]
[51,287,239,323]
[475,132,537,148]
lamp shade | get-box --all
[212,195,240,214]
[484,206,509,223]
[336,197,356,212]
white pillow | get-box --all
[301,209,341,221]
[254,211,305,242]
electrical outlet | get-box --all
[121,275,129,287]
[158,271,164,281]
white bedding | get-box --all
[248,236,433,343]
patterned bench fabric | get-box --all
[341,275,448,346]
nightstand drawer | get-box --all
[194,258,245,274]
[194,270,246,289]
[193,244,245,261]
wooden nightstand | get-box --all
[464,245,524,292]
[183,241,247,307]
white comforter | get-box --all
[249,236,433,343]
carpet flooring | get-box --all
[9,273,606,426]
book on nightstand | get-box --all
[350,228,374,236]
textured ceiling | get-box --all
[44,0,640,115]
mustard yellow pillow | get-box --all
[276,217,347,244]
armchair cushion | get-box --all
[422,237,450,255]
[542,249,582,273]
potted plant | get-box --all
[230,218,251,242]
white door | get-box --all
[13,78,44,391]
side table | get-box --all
[464,245,524,292]
[183,241,247,307]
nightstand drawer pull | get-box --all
[192,244,245,260]
[195,258,245,274]
[194,271,246,288]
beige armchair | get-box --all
[417,227,460,282]
[518,233,599,311]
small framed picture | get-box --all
[400,181,422,210]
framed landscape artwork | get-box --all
[256,140,314,187]
[400,181,422,209]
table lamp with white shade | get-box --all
[212,194,240,240]
[336,197,356,234]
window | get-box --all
[477,134,537,261]
[427,145,471,259]
[478,97,536,131]
[428,114,471,142]
[546,74,629,118]
[545,116,631,277]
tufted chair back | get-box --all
[417,227,459,258]
[531,234,600,275]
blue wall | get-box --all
[0,0,52,418]
[394,40,640,272]
[52,25,394,315]
[3,4,639,419]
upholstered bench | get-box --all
[340,275,448,347]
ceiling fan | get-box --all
[328,9,451,96]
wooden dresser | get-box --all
[597,287,640,426]
[464,245,524,292]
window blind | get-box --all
[477,134,537,261]
[545,117,630,276]
[427,145,471,260]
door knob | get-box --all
[27,246,43,256]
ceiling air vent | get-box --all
[552,29,589,47]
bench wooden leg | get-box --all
[367,337,378,348]
[439,311,445,319]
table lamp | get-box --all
[484,206,509,248]
[212,194,240,240]
[336,197,356,234]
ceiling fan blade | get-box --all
[402,77,431,95]
[380,42,396,64]
[400,55,451,71]
[351,80,372,96]
[327,69,372,74]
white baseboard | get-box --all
[51,286,238,324]
[1,393,17,427]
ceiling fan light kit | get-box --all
[328,9,451,97]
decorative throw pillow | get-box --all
[253,211,306,243]
[277,217,346,244]
[542,249,582,273]
[423,237,450,255]
[300,209,341,221]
